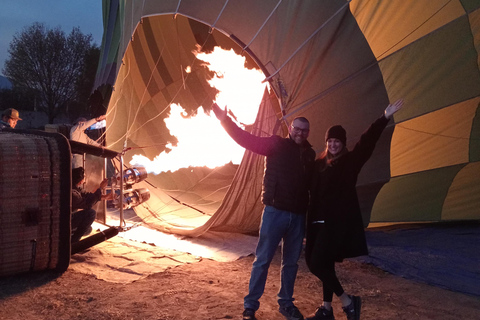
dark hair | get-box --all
[72,167,85,186]
[292,116,309,125]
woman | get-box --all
[305,99,404,320]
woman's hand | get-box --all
[385,99,404,119]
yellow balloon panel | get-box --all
[390,98,479,177]
[350,0,465,59]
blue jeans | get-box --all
[244,206,305,310]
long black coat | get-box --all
[306,115,389,262]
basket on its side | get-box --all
[0,129,71,277]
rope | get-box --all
[264,0,352,82]
[174,0,182,16]
[210,0,230,33]
[282,57,378,120]
[282,0,457,122]
[243,0,283,50]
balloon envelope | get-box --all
[95,0,480,236]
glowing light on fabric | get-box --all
[129,47,266,174]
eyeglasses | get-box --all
[291,126,310,134]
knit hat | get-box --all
[72,167,85,186]
[325,125,346,146]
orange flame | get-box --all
[130,47,267,174]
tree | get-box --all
[3,23,99,123]
[0,87,37,112]
[67,46,102,120]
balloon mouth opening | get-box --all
[105,14,276,230]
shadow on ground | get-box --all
[360,221,480,296]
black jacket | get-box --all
[307,115,389,261]
[72,186,101,212]
[221,117,316,214]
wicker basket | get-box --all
[0,129,71,277]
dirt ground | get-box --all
[1,248,479,320]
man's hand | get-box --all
[211,103,228,121]
[99,178,109,190]
[101,193,115,201]
[96,115,106,122]
[385,99,404,119]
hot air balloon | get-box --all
[94,0,480,237]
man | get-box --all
[71,167,112,243]
[0,108,22,129]
[211,103,316,320]
[70,115,106,168]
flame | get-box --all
[196,47,266,125]
[130,104,245,174]
[130,47,267,173]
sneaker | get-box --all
[279,305,304,320]
[306,306,335,320]
[243,308,256,320]
[342,295,361,320]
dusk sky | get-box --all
[0,0,104,75]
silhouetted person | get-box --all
[305,99,404,320]
[212,103,316,320]
[71,167,112,242]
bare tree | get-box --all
[3,23,98,123]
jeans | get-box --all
[244,206,305,310]
[71,208,96,242]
